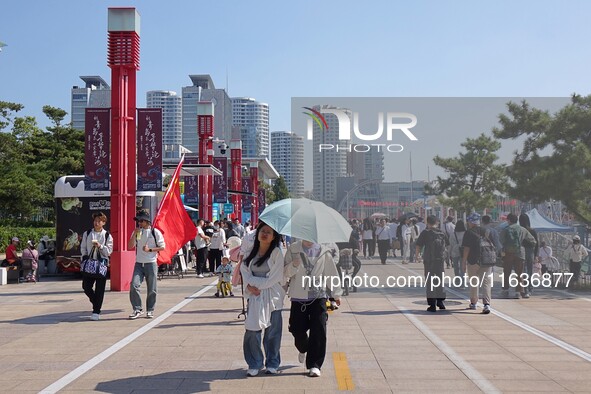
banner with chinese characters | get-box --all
[137,108,163,191]
[212,157,228,204]
[84,108,110,191]
[258,188,266,216]
[242,177,252,212]
[184,176,199,205]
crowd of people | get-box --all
[2,209,589,378]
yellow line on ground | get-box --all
[332,352,355,391]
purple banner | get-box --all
[84,108,110,191]
[258,188,266,216]
[242,177,252,212]
[137,108,163,191]
[213,157,228,203]
[184,176,199,205]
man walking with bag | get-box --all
[128,211,165,319]
[461,213,494,314]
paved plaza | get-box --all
[1,258,591,393]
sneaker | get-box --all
[309,367,321,377]
[522,292,530,299]
[468,303,477,310]
[298,352,306,363]
[514,292,522,299]
[129,310,144,320]
[482,304,491,314]
[90,313,100,321]
[230,292,235,297]
[146,311,154,319]
[197,274,204,278]
[214,292,219,298]
[501,290,509,298]
[331,301,339,310]
[265,367,278,375]
[427,305,437,312]
[246,369,259,377]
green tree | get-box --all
[426,134,508,214]
[0,101,24,131]
[258,180,276,205]
[272,176,290,201]
[493,95,591,223]
[0,102,44,217]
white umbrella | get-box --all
[259,198,352,244]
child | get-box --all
[215,250,234,297]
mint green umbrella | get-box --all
[259,198,352,244]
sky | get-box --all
[2,0,591,188]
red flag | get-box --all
[154,155,197,265]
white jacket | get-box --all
[284,241,343,300]
[240,247,285,331]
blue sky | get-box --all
[1,0,591,184]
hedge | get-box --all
[0,227,56,253]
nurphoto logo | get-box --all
[302,105,419,153]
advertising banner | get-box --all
[84,108,110,191]
[137,108,163,191]
[184,176,199,205]
[242,177,251,212]
[213,157,228,203]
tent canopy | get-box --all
[524,208,574,232]
[498,208,574,233]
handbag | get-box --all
[81,246,108,279]
[392,239,401,250]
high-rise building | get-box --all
[347,146,384,183]
[312,105,352,206]
[71,76,110,130]
[231,97,269,159]
[270,131,304,198]
[181,75,232,153]
[146,90,182,146]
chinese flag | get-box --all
[154,155,197,265]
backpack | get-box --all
[427,229,447,262]
[504,225,521,254]
[476,229,497,266]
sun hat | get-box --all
[466,212,481,225]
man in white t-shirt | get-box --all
[194,219,210,278]
[128,211,166,319]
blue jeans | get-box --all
[243,309,282,370]
[130,262,158,312]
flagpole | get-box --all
[158,154,185,214]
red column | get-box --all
[250,163,259,226]
[107,8,140,291]
[230,140,242,222]
[197,102,214,220]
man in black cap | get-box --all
[127,211,165,319]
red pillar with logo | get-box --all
[108,8,140,291]
[250,162,259,226]
[197,102,214,221]
[230,140,242,222]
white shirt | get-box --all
[195,226,207,250]
[376,225,391,241]
[135,227,165,264]
[209,229,226,250]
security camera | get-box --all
[219,142,228,154]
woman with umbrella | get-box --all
[240,222,285,377]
